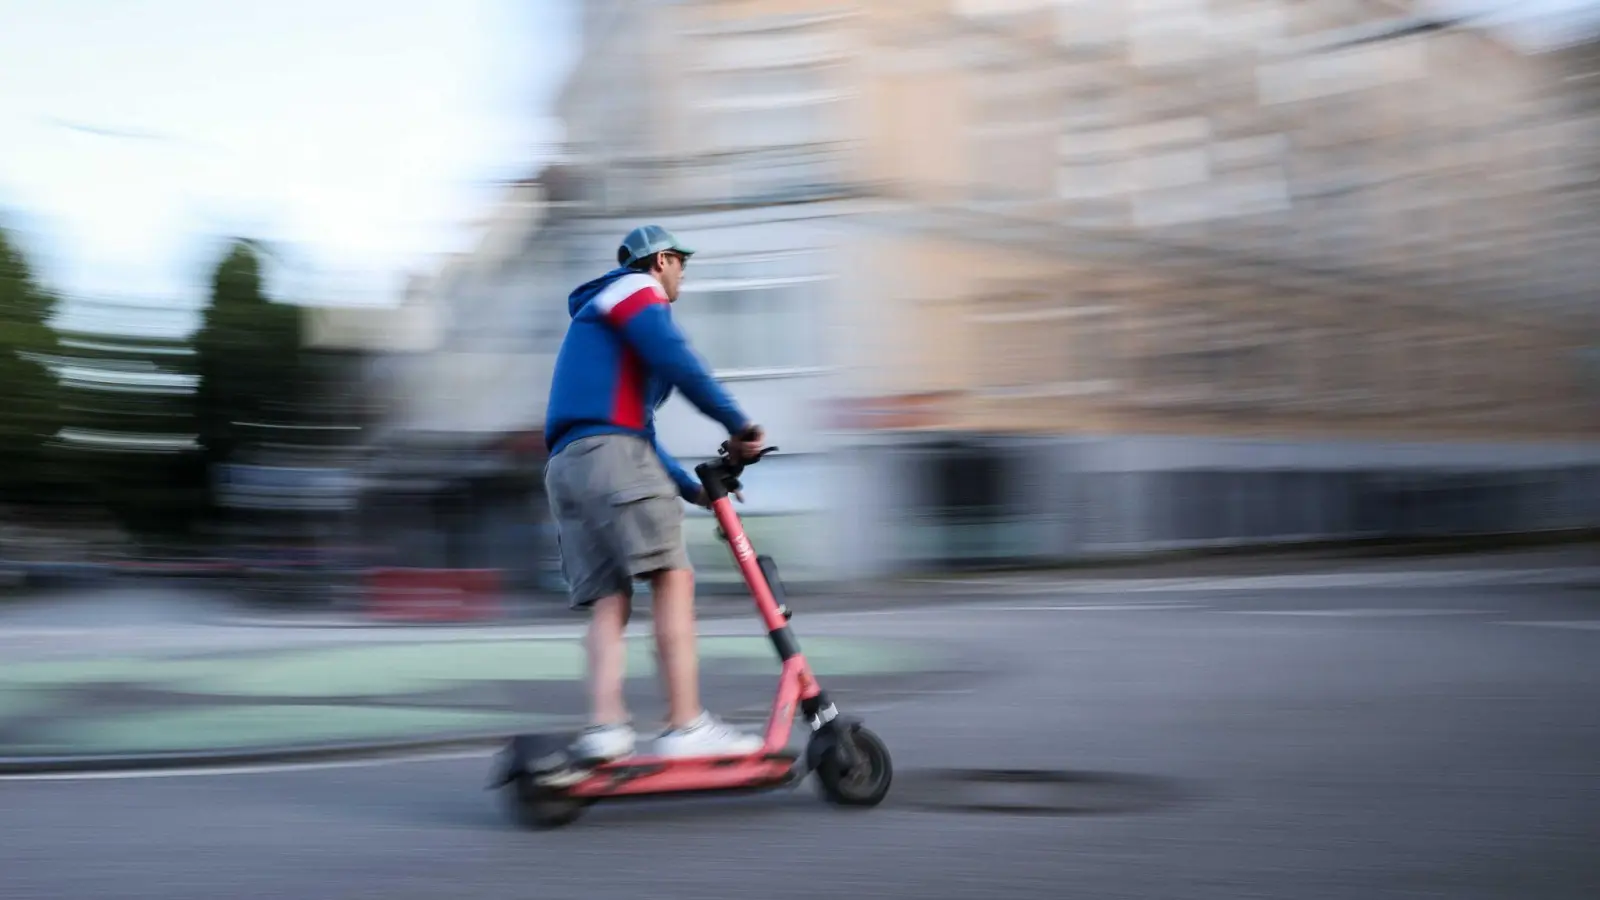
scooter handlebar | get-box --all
[717,442,778,473]
[696,442,778,501]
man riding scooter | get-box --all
[543,224,767,763]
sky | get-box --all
[0,0,576,334]
[0,0,1593,338]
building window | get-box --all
[716,63,833,101]
[723,145,842,198]
[967,297,1122,398]
[671,252,827,374]
[697,60,846,153]
[710,96,838,149]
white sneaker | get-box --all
[652,712,765,758]
[570,723,636,764]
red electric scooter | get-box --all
[488,441,893,828]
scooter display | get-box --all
[488,441,893,828]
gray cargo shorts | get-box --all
[544,433,692,609]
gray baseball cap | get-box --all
[617,224,695,268]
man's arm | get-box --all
[594,274,750,435]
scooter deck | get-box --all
[490,732,802,798]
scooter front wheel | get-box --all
[814,724,893,807]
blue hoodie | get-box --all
[544,267,750,501]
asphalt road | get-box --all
[4,583,1599,900]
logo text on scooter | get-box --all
[731,533,754,562]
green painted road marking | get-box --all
[146,636,939,698]
[29,706,556,755]
[1,656,236,687]
[2,636,940,698]
[0,688,47,725]
[166,641,588,698]
[0,634,948,757]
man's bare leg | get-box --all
[648,568,701,729]
[585,593,632,726]
[647,567,766,756]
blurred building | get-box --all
[380,0,1600,584]
[310,184,565,589]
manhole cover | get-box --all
[896,768,1186,816]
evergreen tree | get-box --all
[0,227,65,507]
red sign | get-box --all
[364,568,503,622]
[825,393,959,430]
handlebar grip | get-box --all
[715,443,779,468]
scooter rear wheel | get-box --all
[507,775,588,829]
[815,725,893,807]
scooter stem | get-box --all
[709,496,789,634]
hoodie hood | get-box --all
[567,266,634,318]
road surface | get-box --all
[3,581,1599,900]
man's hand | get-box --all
[729,424,765,462]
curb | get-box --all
[210,593,899,630]
[906,568,1600,591]
[213,605,776,630]
[0,733,512,776]
[207,569,1600,630]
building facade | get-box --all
[391,0,1600,584]
[313,182,565,589]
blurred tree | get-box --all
[56,333,209,538]
[0,226,66,507]
[193,240,307,506]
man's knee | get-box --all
[648,568,696,618]
[649,569,696,644]
[590,592,633,628]
[648,566,693,589]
